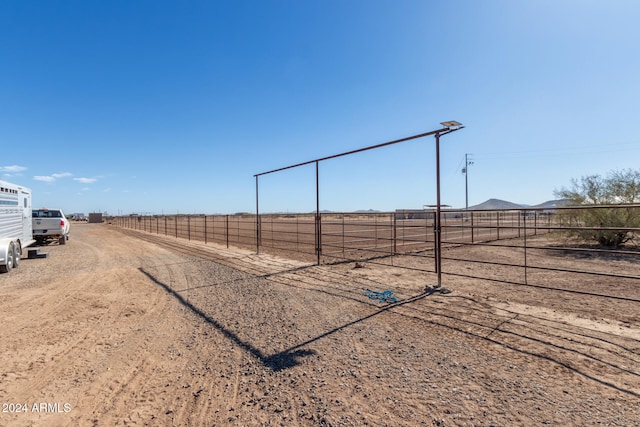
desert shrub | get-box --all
[555,169,640,248]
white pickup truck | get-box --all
[32,208,70,245]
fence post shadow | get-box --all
[139,267,316,372]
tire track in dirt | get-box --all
[121,227,640,402]
[145,261,218,427]
[0,225,209,426]
[110,227,640,424]
[0,270,119,405]
[81,283,167,421]
[118,228,307,277]
[3,223,638,426]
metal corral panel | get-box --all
[88,213,103,223]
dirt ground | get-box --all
[0,223,638,426]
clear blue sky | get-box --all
[2,0,639,215]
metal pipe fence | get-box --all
[112,205,640,294]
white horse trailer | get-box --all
[0,180,35,273]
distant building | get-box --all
[88,213,103,223]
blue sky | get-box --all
[1,0,639,215]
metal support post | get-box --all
[255,176,260,254]
[315,161,321,265]
[435,132,443,288]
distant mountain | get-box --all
[468,198,570,210]
[468,198,526,210]
[530,199,571,209]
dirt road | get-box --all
[0,223,638,426]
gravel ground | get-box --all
[0,223,638,426]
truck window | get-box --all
[33,210,62,218]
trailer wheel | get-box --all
[13,244,20,268]
[0,242,15,273]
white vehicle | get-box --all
[0,180,35,273]
[32,208,70,245]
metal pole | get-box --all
[342,214,345,258]
[255,175,260,254]
[465,153,469,211]
[315,161,321,266]
[426,212,429,243]
[375,214,378,249]
[392,213,396,256]
[204,215,208,244]
[471,211,475,243]
[435,132,442,288]
[433,214,437,273]
[523,210,528,284]
[296,214,299,252]
[255,128,451,178]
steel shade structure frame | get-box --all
[254,123,464,285]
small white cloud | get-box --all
[33,172,73,182]
[0,165,27,173]
[74,177,97,184]
[103,188,112,193]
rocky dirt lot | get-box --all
[0,223,638,426]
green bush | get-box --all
[555,169,640,248]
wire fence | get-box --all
[111,205,640,297]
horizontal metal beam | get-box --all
[254,127,452,177]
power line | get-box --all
[479,142,640,160]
